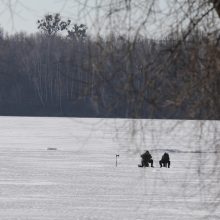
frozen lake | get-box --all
[0,117,219,220]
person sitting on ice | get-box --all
[140,150,154,167]
[159,152,170,168]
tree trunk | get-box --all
[211,0,220,17]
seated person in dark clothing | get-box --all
[140,150,154,167]
[159,152,170,168]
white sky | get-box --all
[0,0,178,38]
[0,0,84,34]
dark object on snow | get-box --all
[140,150,154,167]
[159,152,170,168]
[115,154,119,167]
[47,147,57,150]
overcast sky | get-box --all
[0,0,171,38]
[0,0,86,34]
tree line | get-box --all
[0,13,219,119]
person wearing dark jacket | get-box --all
[140,150,154,167]
[159,152,170,168]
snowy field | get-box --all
[0,117,219,220]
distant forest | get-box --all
[0,14,219,119]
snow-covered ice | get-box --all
[0,117,219,220]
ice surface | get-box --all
[0,117,219,220]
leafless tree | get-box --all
[70,1,220,217]
[0,1,220,217]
